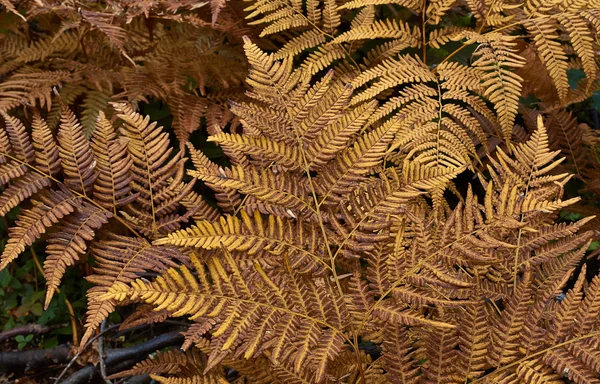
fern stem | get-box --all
[422,0,427,64]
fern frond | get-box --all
[208,133,303,170]
[103,252,348,382]
[82,235,189,345]
[0,172,51,216]
[114,102,189,237]
[416,324,459,382]
[525,19,570,102]
[350,55,435,105]
[488,270,533,366]
[300,45,349,76]
[428,26,469,48]
[557,12,596,93]
[454,297,490,381]
[190,164,312,213]
[338,0,421,11]
[330,19,420,47]
[44,204,112,308]
[90,112,137,213]
[426,0,460,24]
[273,30,328,60]
[155,210,327,270]
[0,110,35,163]
[108,349,208,379]
[314,117,401,202]
[307,99,377,169]
[380,324,419,383]
[31,111,60,176]
[57,107,98,196]
[0,189,78,270]
[467,32,525,141]
[80,89,112,136]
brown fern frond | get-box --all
[57,106,98,196]
[488,270,534,366]
[43,203,112,308]
[90,112,137,213]
[0,189,78,270]
[108,349,208,379]
[82,235,189,345]
[114,102,191,238]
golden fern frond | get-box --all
[426,0,460,25]
[180,189,221,223]
[241,37,297,107]
[338,0,422,11]
[556,12,597,93]
[170,92,207,148]
[155,210,327,271]
[306,99,377,170]
[30,111,61,176]
[547,266,587,344]
[189,164,312,214]
[330,19,420,47]
[349,6,375,29]
[525,19,570,102]
[314,117,400,202]
[428,26,469,48]
[150,374,229,384]
[488,270,534,366]
[0,172,51,216]
[273,30,328,60]
[322,0,341,33]
[300,44,349,76]
[186,143,242,213]
[454,292,489,381]
[380,323,419,383]
[0,110,35,163]
[544,348,600,384]
[574,274,600,337]
[103,252,349,382]
[208,133,303,170]
[465,32,525,142]
[416,323,459,382]
[350,55,435,105]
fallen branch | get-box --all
[0,345,71,374]
[0,324,66,343]
[61,331,184,384]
